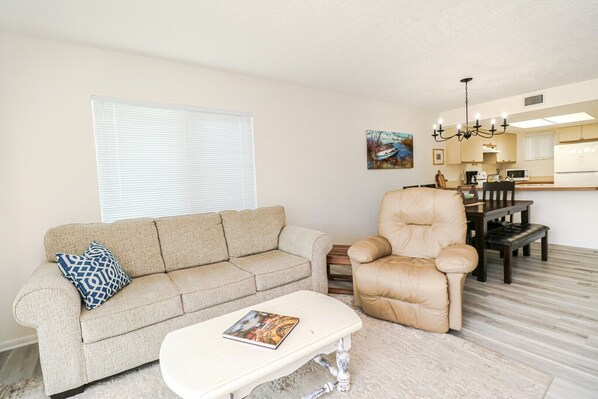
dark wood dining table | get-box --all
[465,199,534,282]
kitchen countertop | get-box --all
[445,181,598,191]
[514,184,598,191]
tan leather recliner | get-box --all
[348,188,478,333]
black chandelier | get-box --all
[432,77,509,142]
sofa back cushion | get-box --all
[155,213,229,272]
[378,188,466,259]
[44,218,165,278]
[220,206,286,258]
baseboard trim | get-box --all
[0,334,38,353]
[551,239,598,250]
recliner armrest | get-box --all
[435,244,478,274]
[348,236,392,263]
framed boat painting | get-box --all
[366,130,414,169]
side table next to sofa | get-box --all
[327,244,353,295]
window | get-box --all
[92,97,256,222]
[524,132,554,161]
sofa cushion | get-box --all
[220,206,286,258]
[230,250,311,292]
[57,241,131,310]
[79,273,183,344]
[156,213,229,272]
[168,262,256,313]
[45,218,165,277]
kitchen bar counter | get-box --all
[445,181,598,191]
[443,181,598,249]
[515,184,598,191]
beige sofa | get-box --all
[13,206,332,397]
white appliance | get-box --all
[554,141,598,186]
[475,171,487,186]
[481,143,501,153]
[506,169,529,181]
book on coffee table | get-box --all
[222,310,299,349]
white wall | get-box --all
[0,32,438,347]
[515,191,598,249]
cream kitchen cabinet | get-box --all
[460,135,485,163]
[444,128,462,165]
[496,133,517,163]
[557,124,598,142]
[582,124,598,140]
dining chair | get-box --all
[482,181,516,228]
[482,181,550,283]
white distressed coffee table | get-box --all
[160,290,362,399]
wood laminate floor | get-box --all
[1,244,597,398]
[454,243,598,398]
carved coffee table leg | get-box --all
[335,337,351,392]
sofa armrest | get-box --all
[278,225,333,294]
[435,244,478,274]
[13,261,88,395]
[347,236,392,263]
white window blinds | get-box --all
[524,132,554,161]
[92,97,256,222]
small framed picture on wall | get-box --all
[433,149,444,165]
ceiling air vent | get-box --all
[524,94,544,106]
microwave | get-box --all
[506,169,529,181]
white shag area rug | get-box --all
[2,295,552,399]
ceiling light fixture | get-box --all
[510,112,595,129]
[510,119,556,129]
[543,112,595,124]
[432,78,509,142]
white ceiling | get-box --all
[1,0,598,112]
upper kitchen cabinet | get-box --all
[496,133,517,163]
[582,124,598,140]
[445,128,462,165]
[460,135,484,163]
[557,123,598,143]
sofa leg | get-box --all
[541,233,548,261]
[503,248,512,284]
[50,385,85,399]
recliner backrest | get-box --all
[378,188,466,259]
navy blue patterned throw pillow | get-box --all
[57,241,132,310]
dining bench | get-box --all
[485,223,549,284]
